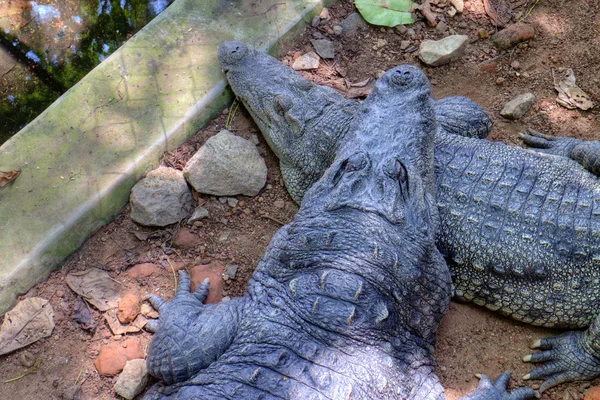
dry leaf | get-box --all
[345,79,376,99]
[553,68,594,110]
[66,268,121,311]
[0,298,54,355]
[0,169,21,188]
[72,296,97,331]
[104,309,148,335]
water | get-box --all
[0,0,173,144]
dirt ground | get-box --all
[1,0,600,399]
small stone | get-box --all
[174,227,201,248]
[274,200,285,209]
[458,21,468,29]
[114,359,148,400]
[332,25,343,35]
[190,265,224,304]
[436,22,448,33]
[447,6,457,17]
[188,206,209,224]
[311,15,320,28]
[184,130,267,197]
[249,134,260,145]
[419,35,470,66]
[396,25,408,34]
[312,31,323,39]
[310,39,335,59]
[56,290,65,298]
[127,263,158,279]
[117,294,140,325]
[319,7,330,22]
[340,12,366,36]
[226,198,238,207]
[130,167,193,227]
[584,386,600,399]
[450,0,464,12]
[218,231,230,242]
[223,264,239,280]
[480,61,498,73]
[400,40,411,50]
[218,196,227,204]
[511,60,521,70]
[478,29,489,39]
[500,93,535,120]
[496,77,505,85]
[94,338,144,376]
[492,23,535,50]
[292,52,320,70]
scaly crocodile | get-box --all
[219,41,600,393]
[142,65,534,400]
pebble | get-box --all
[127,263,159,279]
[174,227,201,248]
[436,22,448,33]
[400,40,411,50]
[332,25,343,35]
[292,52,320,70]
[311,15,320,28]
[500,92,535,120]
[312,31,323,39]
[396,25,408,35]
[223,264,239,280]
[190,265,224,304]
[140,303,154,317]
[419,35,470,66]
[129,167,193,227]
[585,386,600,400]
[319,7,330,22]
[274,199,285,209]
[117,294,140,325]
[340,12,366,36]
[450,0,464,13]
[496,77,505,85]
[114,359,148,400]
[492,23,535,50]
[227,198,238,208]
[188,206,209,224]
[511,60,521,70]
[310,39,335,59]
[94,338,144,376]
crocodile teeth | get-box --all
[375,303,389,324]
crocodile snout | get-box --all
[324,152,410,225]
[218,41,249,71]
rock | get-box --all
[585,386,600,400]
[227,198,238,207]
[436,21,448,33]
[396,25,408,35]
[190,265,224,304]
[140,303,154,317]
[332,25,343,35]
[274,199,285,209]
[480,60,498,73]
[188,206,209,224]
[500,93,535,120]
[130,167,193,227]
[184,130,267,196]
[511,60,521,70]
[450,0,464,13]
[223,264,239,280]
[312,31,323,39]
[114,359,148,400]
[419,35,469,66]
[400,40,411,51]
[127,263,158,279]
[94,338,143,375]
[292,52,320,70]
[174,227,201,248]
[117,294,140,325]
[311,15,320,28]
[492,23,535,50]
[310,39,335,59]
[340,12,366,36]
[319,7,330,22]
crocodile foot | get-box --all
[523,331,600,393]
[461,372,536,400]
[519,128,579,158]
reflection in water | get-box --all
[0,0,173,144]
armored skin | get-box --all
[142,66,534,399]
[219,41,600,393]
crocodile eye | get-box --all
[344,152,368,172]
[274,95,293,115]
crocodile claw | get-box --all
[461,372,536,400]
[520,128,578,158]
[523,331,600,393]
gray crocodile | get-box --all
[218,41,600,393]
[142,65,534,400]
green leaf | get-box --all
[354,0,419,27]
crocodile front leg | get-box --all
[435,96,493,139]
[523,312,600,393]
[145,271,247,385]
[521,129,600,176]
[460,372,536,400]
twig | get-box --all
[162,251,179,294]
[261,214,286,226]
[520,0,541,21]
[225,100,239,130]
[4,355,42,383]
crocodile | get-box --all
[218,41,600,393]
[142,65,534,400]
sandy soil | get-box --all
[0,0,599,399]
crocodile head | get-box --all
[218,41,355,179]
[301,65,438,234]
